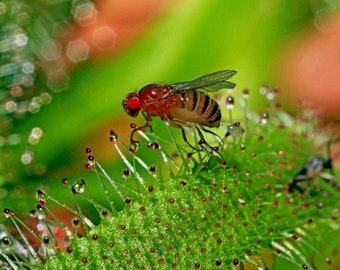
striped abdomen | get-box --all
[167,90,221,127]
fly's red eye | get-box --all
[127,97,141,110]
[123,95,141,117]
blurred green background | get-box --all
[1,0,340,268]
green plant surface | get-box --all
[3,88,340,269]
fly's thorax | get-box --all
[138,84,173,117]
[138,84,172,101]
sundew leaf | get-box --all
[2,87,339,269]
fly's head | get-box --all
[122,92,141,117]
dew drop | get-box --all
[242,88,249,98]
[85,163,93,170]
[109,130,118,143]
[3,208,14,218]
[72,179,86,194]
[43,236,50,245]
[212,146,220,156]
[215,259,222,266]
[62,178,68,185]
[36,190,47,206]
[232,259,239,265]
[180,181,187,187]
[2,236,12,247]
[85,147,92,155]
[317,202,324,208]
[149,165,156,174]
[151,142,161,150]
[220,160,227,167]
[85,155,95,169]
[168,198,175,205]
[226,96,234,109]
[29,209,36,218]
[240,144,246,152]
[122,169,130,179]
[72,217,81,229]
[260,112,269,124]
[125,198,132,205]
[34,208,48,223]
[227,122,244,137]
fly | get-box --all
[122,70,237,151]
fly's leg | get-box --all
[196,126,222,158]
[130,113,153,151]
[168,118,221,156]
[181,128,202,152]
[142,112,153,133]
[200,126,223,143]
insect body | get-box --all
[122,70,237,150]
[287,155,338,193]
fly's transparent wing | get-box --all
[170,70,237,92]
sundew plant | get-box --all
[1,81,340,269]
[1,0,340,269]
